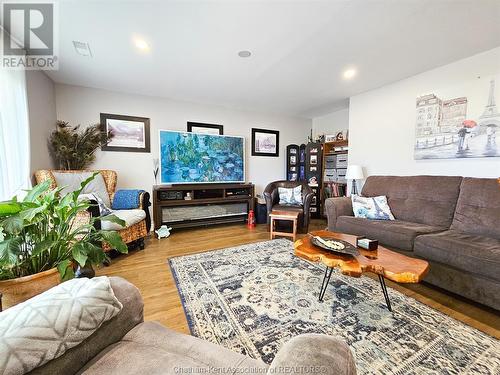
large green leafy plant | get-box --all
[0,174,127,281]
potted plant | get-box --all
[0,174,128,309]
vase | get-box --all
[0,268,61,310]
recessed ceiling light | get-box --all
[73,41,92,57]
[343,68,357,79]
[238,50,251,58]
[133,37,150,51]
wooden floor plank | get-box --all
[96,220,500,339]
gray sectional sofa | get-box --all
[325,175,500,311]
[29,277,357,375]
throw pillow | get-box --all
[352,195,395,220]
[53,172,111,208]
[278,186,302,205]
[112,189,145,210]
[0,277,122,375]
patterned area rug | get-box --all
[168,239,500,374]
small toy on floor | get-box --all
[155,225,172,239]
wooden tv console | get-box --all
[153,183,255,230]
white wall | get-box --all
[26,70,56,175]
[311,108,349,140]
[55,84,311,195]
[349,47,500,180]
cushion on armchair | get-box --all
[278,186,302,205]
[112,189,146,210]
[53,171,111,207]
[101,209,146,230]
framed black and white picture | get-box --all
[101,113,150,152]
[251,128,279,157]
[187,122,224,135]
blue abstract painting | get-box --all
[160,130,244,184]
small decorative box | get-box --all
[356,237,378,250]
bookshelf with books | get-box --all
[321,140,349,216]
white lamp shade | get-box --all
[345,165,364,180]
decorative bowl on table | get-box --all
[310,235,359,256]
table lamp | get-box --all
[345,165,364,195]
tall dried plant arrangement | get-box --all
[48,121,113,170]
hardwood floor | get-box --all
[96,220,500,339]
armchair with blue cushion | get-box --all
[34,170,151,252]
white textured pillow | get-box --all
[53,172,111,208]
[0,277,122,375]
[278,186,302,205]
[352,195,395,220]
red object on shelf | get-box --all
[247,209,256,228]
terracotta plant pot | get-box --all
[0,268,61,310]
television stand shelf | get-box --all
[153,183,255,230]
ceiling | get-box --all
[34,1,500,117]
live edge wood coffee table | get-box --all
[294,230,429,311]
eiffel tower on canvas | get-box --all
[479,79,500,124]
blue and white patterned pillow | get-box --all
[352,195,395,220]
[278,186,302,205]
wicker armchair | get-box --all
[34,170,151,252]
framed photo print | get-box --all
[101,113,150,152]
[187,122,223,135]
[252,128,279,157]
[325,134,337,142]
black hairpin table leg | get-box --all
[378,274,392,312]
[318,266,333,302]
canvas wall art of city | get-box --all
[414,75,500,159]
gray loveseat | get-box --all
[325,175,500,311]
[29,277,357,375]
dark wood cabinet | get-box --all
[153,183,254,230]
[305,142,322,218]
[286,144,299,181]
